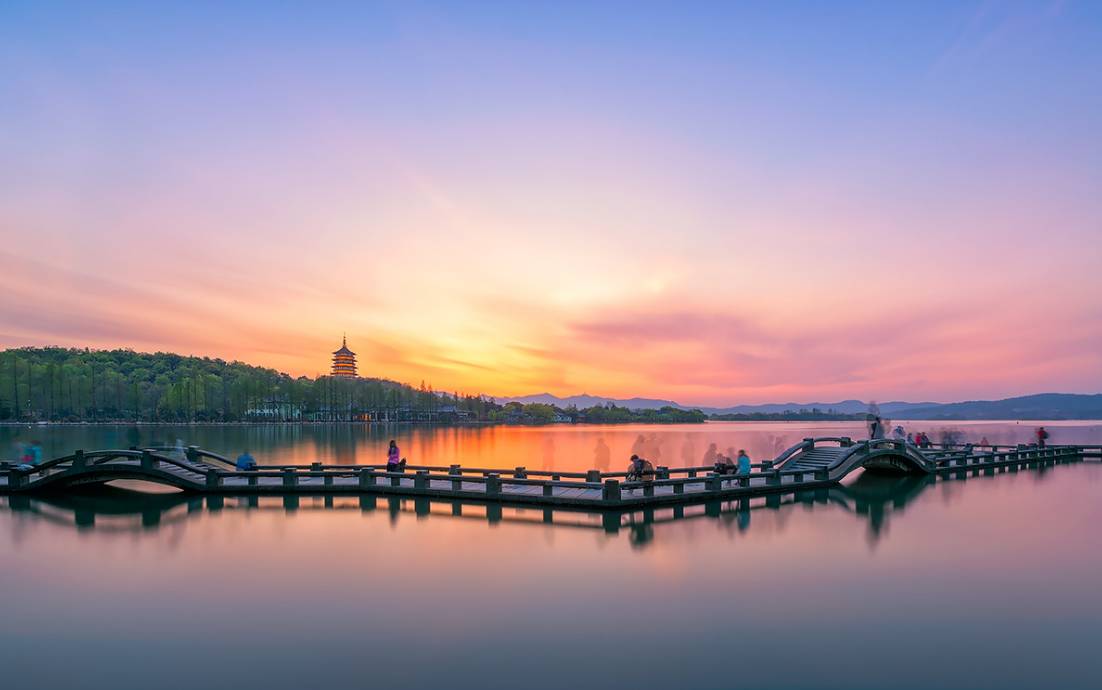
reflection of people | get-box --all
[593,438,611,470]
[235,451,257,471]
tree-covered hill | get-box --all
[0,347,493,422]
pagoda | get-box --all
[331,335,358,378]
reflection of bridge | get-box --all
[0,439,1095,509]
[1,461,1074,548]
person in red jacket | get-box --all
[1036,427,1049,448]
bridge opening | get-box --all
[103,480,184,495]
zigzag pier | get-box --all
[2,438,1098,509]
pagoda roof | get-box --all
[333,335,355,356]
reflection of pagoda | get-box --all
[331,335,358,378]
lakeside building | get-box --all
[331,336,358,378]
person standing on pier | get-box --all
[737,449,751,476]
[1036,427,1049,448]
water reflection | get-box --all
[5,462,1072,549]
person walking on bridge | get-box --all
[1036,427,1049,449]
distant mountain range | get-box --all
[495,392,1102,420]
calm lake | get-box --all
[2,421,1101,690]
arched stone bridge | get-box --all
[0,439,1090,509]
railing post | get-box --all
[9,469,25,490]
[414,470,429,490]
[656,466,669,480]
[141,449,155,470]
[185,446,200,464]
[674,481,684,494]
[543,481,554,497]
[206,469,222,489]
[486,473,502,496]
[814,469,829,481]
[514,466,527,479]
[603,479,621,503]
[311,462,323,472]
[359,468,377,488]
[767,470,781,487]
[283,468,297,488]
[804,437,816,449]
[706,472,721,492]
[73,449,86,470]
[840,437,853,447]
[585,469,601,483]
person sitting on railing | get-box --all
[737,449,751,476]
[386,440,406,473]
[626,454,654,482]
[235,451,257,471]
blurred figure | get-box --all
[906,432,915,445]
[17,440,42,471]
[892,425,906,440]
[867,402,884,440]
[680,438,695,465]
[1036,426,1049,448]
[235,450,257,471]
[702,443,718,466]
[979,436,990,448]
[648,434,663,462]
[542,436,556,469]
[631,435,646,457]
[737,449,751,476]
[593,437,611,471]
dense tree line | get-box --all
[0,347,707,425]
[709,409,865,421]
[0,348,495,422]
[488,402,706,424]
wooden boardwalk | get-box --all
[0,438,1095,510]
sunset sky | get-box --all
[2,1,1100,405]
